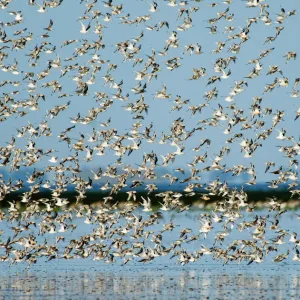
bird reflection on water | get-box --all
[1,267,300,299]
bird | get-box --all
[0,0,298,272]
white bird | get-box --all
[80,21,90,34]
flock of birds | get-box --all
[0,0,300,269]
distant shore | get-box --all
[1,189,299,210]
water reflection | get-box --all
[1,267,300,299]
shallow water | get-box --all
[1,263,300,299]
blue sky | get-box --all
[0,0,300,187]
